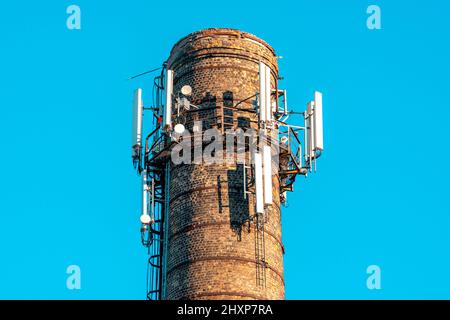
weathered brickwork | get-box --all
[165,28,284,300]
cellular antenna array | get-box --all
[130,28,324,300]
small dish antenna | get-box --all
[181,85,192,96]
[140,214,151,225]
[174,123,186,134]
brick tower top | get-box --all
[167,28,278,73]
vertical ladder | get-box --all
[221,105,235,134]
[255,212,266,287]
[221,91,235,134]
[145,170,166,300]
[244,149,267,287]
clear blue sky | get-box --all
[1,0,449,299]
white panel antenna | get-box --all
[306,101,314,160]
[165,69,174,130]
[254,152,264,214]
[258,62,266,122]
[283,89,288,115]
[141,170,149,221]
[313,91,324,151]
[263,145,273,205]
[132,88,143,157]
[265,64,272,122]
